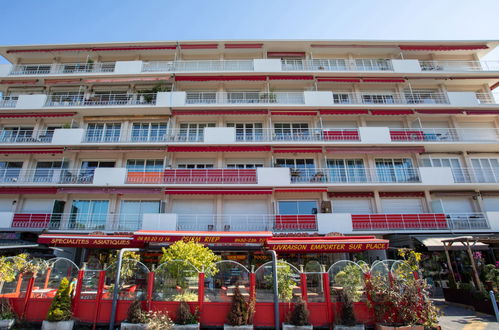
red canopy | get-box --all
[0,148,64,154]
[266,236,389,253]
[399,45,488,51]
[0,187,57,194]
[165,189,272,195]
[167,146,271,152]
[38,234,142,248]
[134,230,272,244]
[0,112,75,118]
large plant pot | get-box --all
[121,323,147,330]
[282,324,313,330]
[0,319,15,329]
[223,325,253,329]
[41,320,74,330]
[375,325,424,330]
[471,296,495,315]
[174,324,200,329]
[334,325,365,330]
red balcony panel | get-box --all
[11,213,51,228]
[389,130,425,141]
[274,214,317,231]
[352,214,449,231]
[323,130,360,141]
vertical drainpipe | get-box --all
[267,250,280,329]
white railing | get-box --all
[235,128,360,142]
[332,91,449,105]
[389,128,499,142]
[0,168,95,184]
[45,93,157,107]
[419,60,499,72]
[185,92,305,105]
[450,167,499,183]
[142,60,254,72]
[0,97,18,108]
[82,128,203,143]
[475,93,499,104]
[126,168,258,184]
[287,167,421,183]
[9,62,115,75]
[0,130,54,143]
[281,58,393,71]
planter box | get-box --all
[375,325,424,330]
[41,320,74,330]
[224,325,253,330]
[0,319,15,329]
[120,323,147,330]
[174,324,200,330]
[335,325,365,330]
[282,324,313,330]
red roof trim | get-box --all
[179,44,219,49]
[273,147,323,153]
[490,82,499,90]
[465,110,499,115]
[45,79,81,85]
[171,110,268,116]
[175,75,266,82]
[165,189,272,195]
[167,146,271,152]
[270,111,318,116]
[329,192,374,198]
[0,148,64,154]
[371,110,414,115]
[0,80,38,85]
[92,46,176,51]
[320,109,369,115]
[317,78,361,83]
[379,191,425,198]
[311,44,396,49]
[415,109,464,114]
[0,112,75,118]
[267,52,306,57]
[275,188,327,193]
[0,187,57,194]
[7,46,177,53]
[224,44,263,49]
[327,146,425,154]
[268,75,314,80]
[399,45,488,51]
[362,78,406,83]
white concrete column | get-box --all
[373,191,382,213]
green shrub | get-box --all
[46,277,72,322]
[126,300,145,324]
[288,298,310,326]
[0,298,15,320]
[226,287,254,326]
[175,301,198,325]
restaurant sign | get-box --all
[38,235,143,248]
[266,240,389,253]
[134,231,272,245]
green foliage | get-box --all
[0,298,15,320]
[107,251,141,285]
[339,291,356,326]
[288,298,310,326]
[46,277,72,322]
[398,249,422,272]
[334,263,364,302]
[0,253,46,283]
[144,310,173,330]
[126,300,145,324]
[226,287,254,326]
[484,264,499,290]
[264,261,296,302]
[172,291,198,302]
[175,301,198,325]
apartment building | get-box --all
[0,40,498,266]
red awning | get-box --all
[270,111,317,116]
[362,78,406,83]
[318,78,361,83]
[0,80,38,85]
[0,148,64,154]
[320,109,369,115]
[327,146,424,154]
[7,46,177,53]
[273,147,323,153]
[134,230,272,244]
[45,79,81,85]
[379,191,425,198]
[267,52,306,57]
[224,43,263,49]
[38,234,142,248]
[57,188,162,194]
[268,75,314,80]
[329,192,374,198]
[275,188,328,193]
[371,110,414,115]
[84,77,170,83]
[175,75,266,82]
[171,110,268,116]
[179,44,218,49]
[0,187,57,194]
[92,46,176,51]
[266,236,389,253]
[415,109,464,114]
[399,45,488,51]
[167,146,271,152]
[165,189,273,195]
[0,112,75,118]
[466,110,499,115]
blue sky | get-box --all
[1,0,499,60]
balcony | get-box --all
[126,169,258,184]
[282,58,393,71]
[44,93,157,107]
[235,128,360,142]
[0,168,94,184]
[142,60,254,72]
[185,92,305,105]
[419,60,499,72]
[9,62,116,75]
[332,91,449,105]
[0,97,18,108]
[0,129,54,143]
[450,167,499,183]
[82,128,204,143]
[289,167,421,184]
[389,128,499,142]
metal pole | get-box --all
[109,248,139,330]
[489,290,499,322]
[267,250,280,330]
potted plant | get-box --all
[264,261,296,302]
[334,291,363,330]
[283,298,312,330]
[333,264,365,329]
[174,301,199,329]
[121,300,147,329]
[42,277,74,330]
[0,298,16,329]
[224,287,255,329]
[143,310,174,330]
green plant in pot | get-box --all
[42,277,74,330]
[0,298,16,329]
[224,287,255,329]
[121,300,147,330]
[264,261,296,302]
[333,263,365,329]
[283,297,312,330]
[484,264,499,291]
[174,301,199,329]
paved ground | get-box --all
[434,299,499,330]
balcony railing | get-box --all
[281,59,393,71]
[389,128,499,142]
[450,167,499,183]
[9,62,115,75]
[419,60,499,72]
[142,60,254,72]
[288,167,421,184]
[185,92,305,105]
[332,91,449,105]
[0,130,54,143]
[0,168,94,184]
[82,128,204,143]
[475,93,498,104]
[45,93,157,107]
[235,128,360,142]
[126,169,258,184]
[0,97,18,108]
[351,213,489,231]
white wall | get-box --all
[256,168,291,186]
[141,213,177,231]
[359,127,391,143]
[317,213,353,234]
[155,92,172,108]
[486,212,499,232]
[204,127,236,144]
[0,64,12,77]
[16,94,47,109]
[93,168,127,185]
[0,212,14,228]
[303,91,333,107]
[164,92,186,107]
[419,167,455,185]
[447,92,480,106]
[52,129,84,145]
[391,59,422,73]
[253,59,282,72]
[114,61,143,75]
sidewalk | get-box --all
[434,299,499,330]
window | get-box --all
[375,158,418,182]
[470,158,499,183]
[69,200,109,230]
[274,123,310,140]
[362,93,395,104]
[228,91,260,103]
[126,159,164,172]
[34,161,68,182]
[227,123,263,141]
[131,122,167,142]
[85,123,121,142]
[0,162,22,183]
[40,126,61,142]
[275,158,315,182]
[421,157,467,182]
[179,123,215,142]
[79,161,115,182]
[404,89,443,104]
[177,163,214,169]
[327,159,366,183]
[226,163,263,169]
[355,59,391,71]
[332,93,352,104]
[119,200,161,231]
[0,127,34,142]
[332,199,373,214]
[278,201,318,215]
